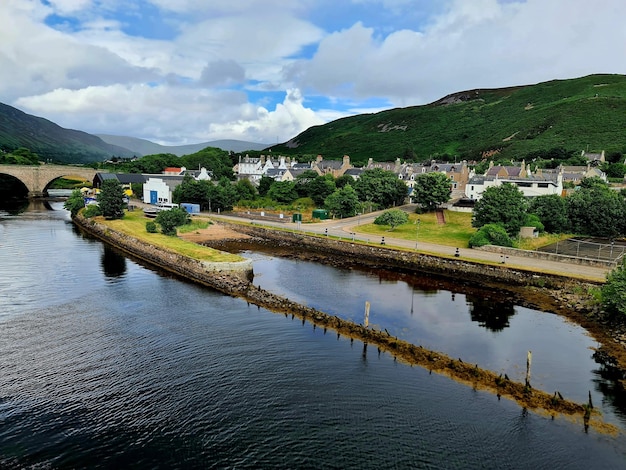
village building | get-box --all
[581,150,605,165]
[466,161,563,200]
[311,155,353,177]
[233,154,294,183]
[141,166,212,205]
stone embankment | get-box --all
[226,222,597,290]
[73,214,253,287]
[72,215,623,428]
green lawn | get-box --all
[95,210,244,263]
[357,210,476,247]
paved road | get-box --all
[205,205,611,283]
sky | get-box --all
[1,0,625,147]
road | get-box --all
[206,204,611,283]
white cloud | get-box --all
[289,0,626,106]
[15,85,323,145]
[2,0,626,147]
[208,88,326,144]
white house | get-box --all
[466,173,563,200]
[142,176,185,205]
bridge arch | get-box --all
[0,165,101,198]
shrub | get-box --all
[82,204,102,218]
[469,223,513,248]
[373,209,409,230]
[146,221,158,233]
[155,207,190,236]
[63,189,85,217]
[601,260,626,318]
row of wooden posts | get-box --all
[363,300,595,426]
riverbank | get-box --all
[72,213,622,429]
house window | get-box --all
[471,185,474,191]
[538,183,549,188]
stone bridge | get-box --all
[0,164,102,197]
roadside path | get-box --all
[204,205,610,283]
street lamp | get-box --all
[415,218,421,251]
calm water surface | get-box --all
[1,201,625,469]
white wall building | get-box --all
[466,173,563,200]
[142,176,184,204]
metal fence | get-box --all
[540,238,626,264]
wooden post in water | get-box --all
[525,350,532,388]
[364,301,370,328]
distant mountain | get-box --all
[0,102,135,164]
[96,134,269,156]
[268,74,626,165]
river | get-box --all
[1,201,625,469]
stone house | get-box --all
[311,155,353,177]
[397,160,472,204]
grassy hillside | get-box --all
[269,74,626,164]
[0,103,136,164]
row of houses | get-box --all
[233,151,608,203]
[94,150,609,206]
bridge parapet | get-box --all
[0,164,101,197]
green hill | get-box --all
[268,74,626,164]
[0,103,136,164]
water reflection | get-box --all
[467,295,516,332]
[101,246,127,278]
[0,198,28,215]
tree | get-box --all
[412,172,452,211]
[155,207,190,236]
[211,178,240,211]
[354,168,408,209]
[257,176,274,197]
[97,179,125,220]
[180,147,234,180]
[601,261,626,318]
[2,147,40,165]
[566,178,626,237]
[374,209,409,230]
[472,183,528,236]
[64,189,85,217]
[293,170,320,198]
[267,181,298,204]
[528,195,569,233]
[306,175,336,206]
[324,184,359,218]
[127,153,179,174]
[601,162,626,179]
[235,179,257,201]
[335,174,354,189]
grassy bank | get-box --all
[356,210,574,251]
[95,210,244,263]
